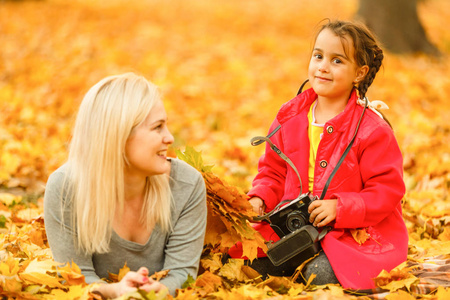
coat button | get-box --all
[326,126,334,134]
[319,160,328,168]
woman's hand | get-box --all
[93,267,167,298]
[249,197,266,216]
[308,199,337,227]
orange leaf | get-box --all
[350,228,370,245]
[194,271,223,293]
[117,263,130,282]
[57,262,86,286]
[149,269,169,281]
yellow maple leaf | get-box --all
[0,256,20,276]
[438,227,450,242]
[117,263,130,282]
[19,259,64,288]
[200,253,224,273]
[50,285,86,299]
[436,286,450,300]
[373,262,418,292]
[218,259,249,282]
[0,274,23,293]
[385,289,416,300]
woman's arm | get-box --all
[159,170,207,294]
[43,169,101,284]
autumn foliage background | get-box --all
[0,0,449,299]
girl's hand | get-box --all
[93,267,167,298]
[308,199,337,227]
[249,197,266,216]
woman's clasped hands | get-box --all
[93,267,167,299]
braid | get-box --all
[317,20,391,127]
[358,47,384,99]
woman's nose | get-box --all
[163,128,174,144]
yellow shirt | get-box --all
[307,101,324,192]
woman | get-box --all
[44,73,207,298]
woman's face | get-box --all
[125,99,174,178]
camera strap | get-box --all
[319,100,367,199]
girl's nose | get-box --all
[318,61,329,73]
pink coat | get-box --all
[231,88,408,289]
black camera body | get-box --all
[267,192,317,238]
[257,193,322,266]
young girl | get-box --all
[44,73,207,298]
[229,20,408,289]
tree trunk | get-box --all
[357,0,440,56]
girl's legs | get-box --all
[302,251,339,285]
[246,250,339,285]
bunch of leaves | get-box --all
[176,146,267,261]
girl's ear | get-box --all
[354,65,369,83]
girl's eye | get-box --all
[333,58,343,64]
[313,53,322,59]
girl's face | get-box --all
[308,28,368,102]
[125,99,174,178]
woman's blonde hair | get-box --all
[66,72,172,254]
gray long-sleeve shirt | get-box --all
[44,158,207,295]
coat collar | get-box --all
[276,88,361,133]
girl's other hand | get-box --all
[249,197,266,216]
[308,199,337,227]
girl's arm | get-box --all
[332,124,405,229]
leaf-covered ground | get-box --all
[0,0,449,299]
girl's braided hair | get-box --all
[317,20,384,100]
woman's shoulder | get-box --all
[169,158,203,186]
[169,158,206,207]
[46,164,69,187]
[44,164,72,207]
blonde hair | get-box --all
[66,73,172,254]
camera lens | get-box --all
[286,212,308,232]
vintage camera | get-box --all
[254,193,322,266]
[266,192,317,238]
